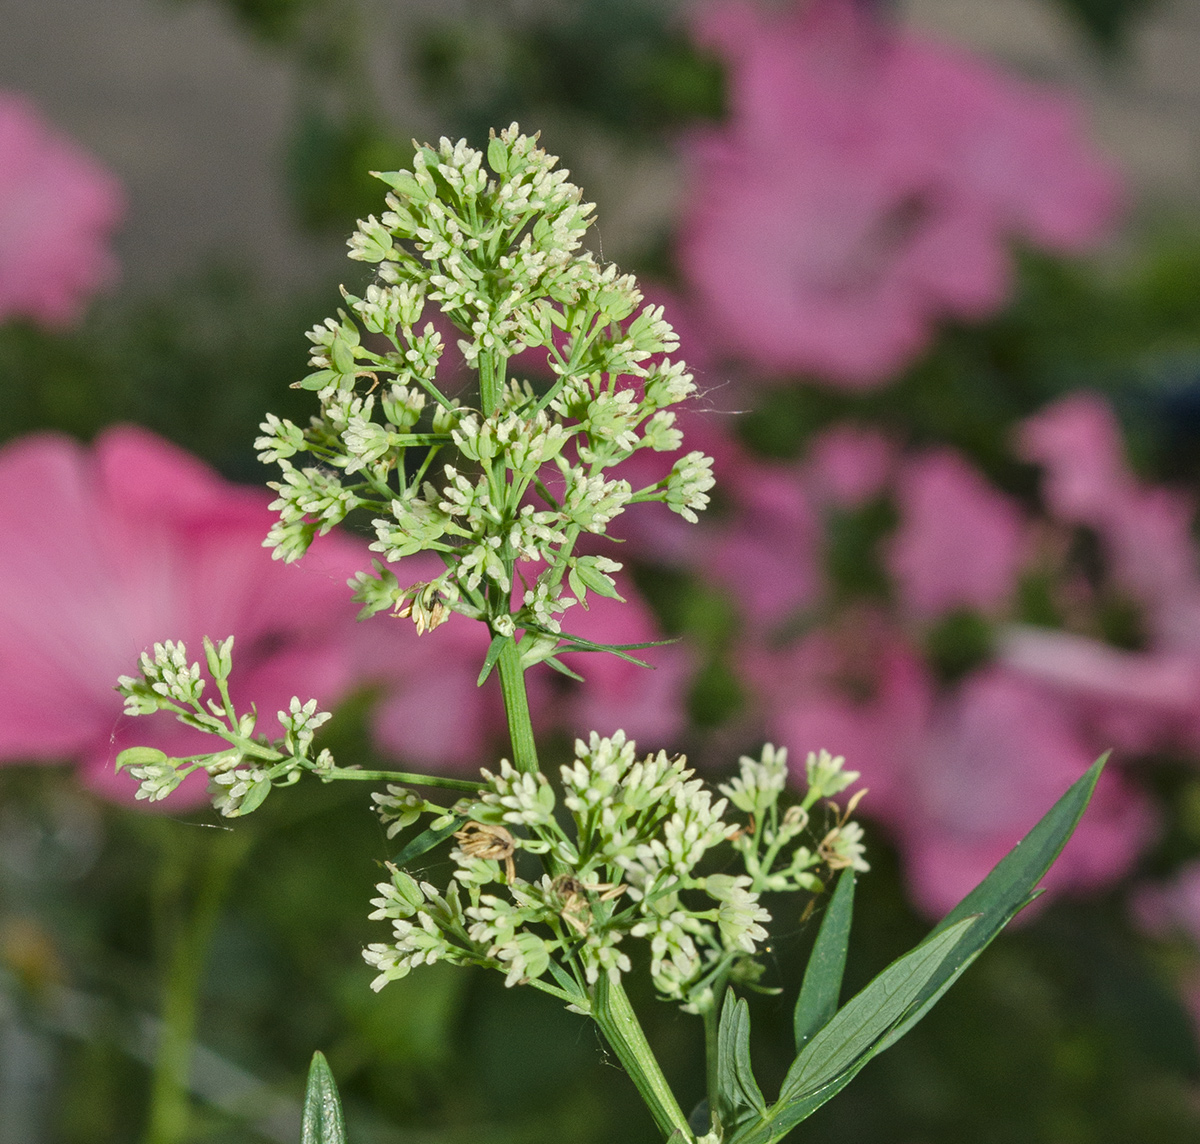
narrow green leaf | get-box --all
[874,754,1107,1057]
[717,993,766,1128]
[546,957,586,1006]
[391,816,464,866]
[782,916,976,1100]
[541,655,586,682]
[794,869,855,1053]
[476,634,509,687]
[553,630,680,666]
[301,1051,346,1144]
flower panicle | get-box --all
[115,635,335,817]
[256,123,713,658]
[365,733,867,1012]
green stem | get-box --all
[479,350,508,418]
[702,998,720,1133]
[592,975,693,1142]
[319,766,480,792]
[496,638,539,776]
[143,827,254,1144]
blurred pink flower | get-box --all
[892,668,1154,916]
[747,614,932,813]
[1007,392,1200,758]
[804,423,896,508]
[0,427,367,804]
[678,0,1121,387]
[887,448,1027,618]
[749,621,1153,915]
[0,91,124,326]
[352,560,502,771]
[1020,393,1200,644]
[1017,391,1134,528]
[996,624,1200,753]
[704,451,824,634]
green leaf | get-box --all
[293,369,336,391]
[717,993,766,1130]
[872,754,1109,1057]
[794,869,855,1052]
[781,916,976,1101]
[391,816,465,866]
[728,920,975,1144]
[476,634,509,687]
[114,746,169,773]
[301,1051,346,1144]
[487,134,509,176]
[236,776,273,816]
[540,655,586,682]
[553,630,680,667]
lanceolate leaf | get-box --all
[717,993,766,1130]
[301,1051,346,1144]
[781,916,976,1100]
[391,816,465,866]
[553,630,680,666]
[873,753,1108,1057]
[727,920,975,1144]
[793,869,855,1052]
[476,634,509,686]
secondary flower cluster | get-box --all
[115,637,337,816]
[364,733,866,1012]
[254,124,713,653]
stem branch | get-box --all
[592,975,693,1142]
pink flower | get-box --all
[353,571,502,771]
[747,615,932,813]
[996,624,1200,753]
[1017,391,1133,527]
[704,451,824,634]
[745,615,1154,917]
[1019,393,1200,654]
[804,423,896,509]
[0,427,369,804]
[887,448,1027,618]
[678,0,1121,387]
[0,92,124,326]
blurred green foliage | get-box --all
[1052,0,1158,53]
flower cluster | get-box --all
[363,733,865,1013]
[115,637,337,817]
[254,124,712,656]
